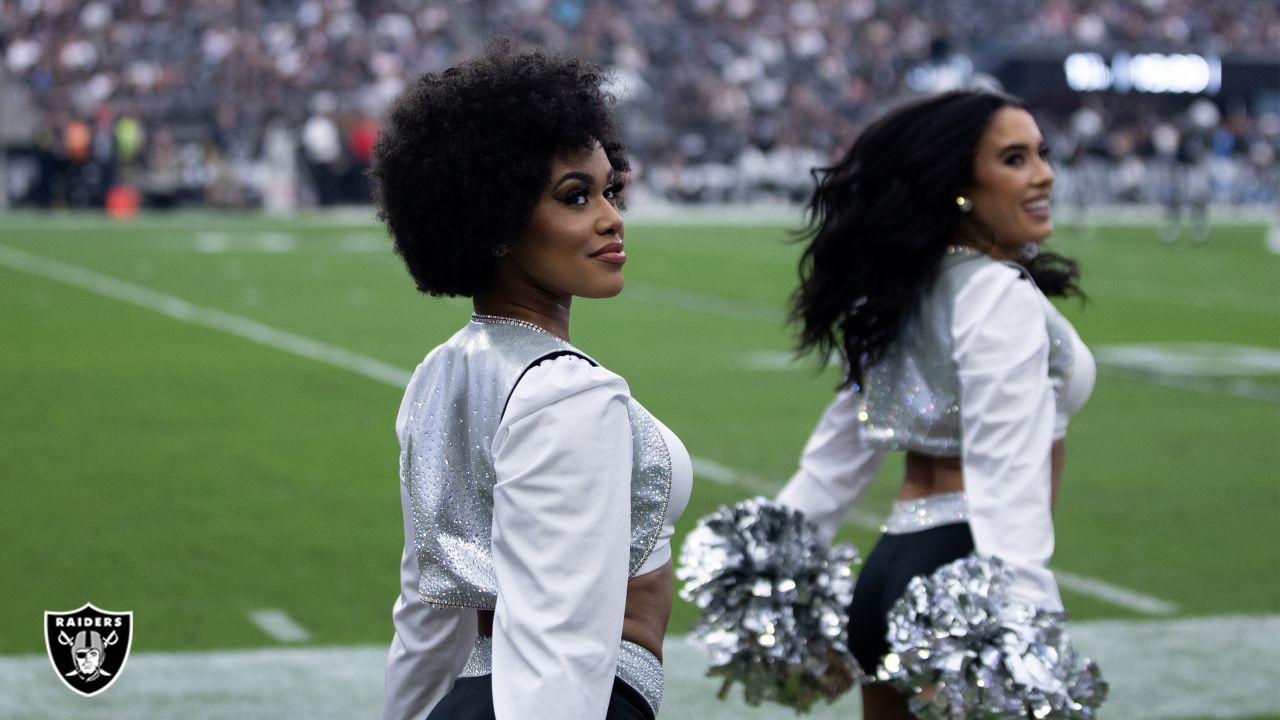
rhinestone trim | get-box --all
[945,244,984,258]
[882,491,970,534]
[616,639,664,714]
[470,313,564,341]
[459,636,493,678]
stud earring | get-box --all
[492,244,509,258]
[955,196,973,213]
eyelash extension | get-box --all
[560,182,628,210]
[607,183,629,211]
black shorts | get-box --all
[425,674,655,720]
[847,522,975,676]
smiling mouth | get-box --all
[591,241,626,265]
[1023,198,1051,213]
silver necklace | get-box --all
[470,313,564,340]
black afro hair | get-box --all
[371,40,629,297]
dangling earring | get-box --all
[955,196,973,213]
[492,244,509,258]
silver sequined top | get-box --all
[400,317,674,609]
[860,250,1075,456]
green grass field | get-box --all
[1,209,1277,718]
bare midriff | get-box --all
[621,561,673,662]
[474,560,672,663]
[901,438,1066,509]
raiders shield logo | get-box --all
[44,603,133,697]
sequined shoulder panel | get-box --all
[625,398,673,576]
[1042,301,1076,408]
[402,319,675,610]
[403,320,573,609]
[859,252,1073,455]
[859,253,987,455]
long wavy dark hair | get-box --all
[790,90,1082,388]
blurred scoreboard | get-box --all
[993,47,1279,113]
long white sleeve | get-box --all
[489,355,633,720]
[777,385,888,544]
[953,264,1063,611]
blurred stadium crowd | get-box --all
[1,0,1277,211]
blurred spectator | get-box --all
[143,127,180,209]
[344,112,379,202]
[260,117,300,214]
[301,95,344,206]
[1160,99,1216,241]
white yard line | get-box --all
[749,344,1280,403]
[1098,281,1280,316]
[193,232,298,254]
[1054,571,1179,616]
[0,614,1276,719]
[0,244,1185,618]
[246,610,311,643]
[691,457,885,532]
[1099,365,1280,404]
[691,458,1180,616]
[0,244,412,389]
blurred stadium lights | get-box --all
[992,45,1278,113]
[1063,52,1223,95]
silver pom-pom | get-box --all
[677,497,861,713]
[877,555,1108,719]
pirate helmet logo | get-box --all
[44,603,133,697]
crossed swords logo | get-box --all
[55,628,120,681]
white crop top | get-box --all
[384,353,691,720]
[508,356,693,578]
[646,416,694,574]
[778,260,1094,613]
[1045,296,1095,438]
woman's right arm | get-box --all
[777,385,887,544]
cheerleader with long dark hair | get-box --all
[777,90,1100,718]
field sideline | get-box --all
[1,209,1276,717]
[1,614,1278,719]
